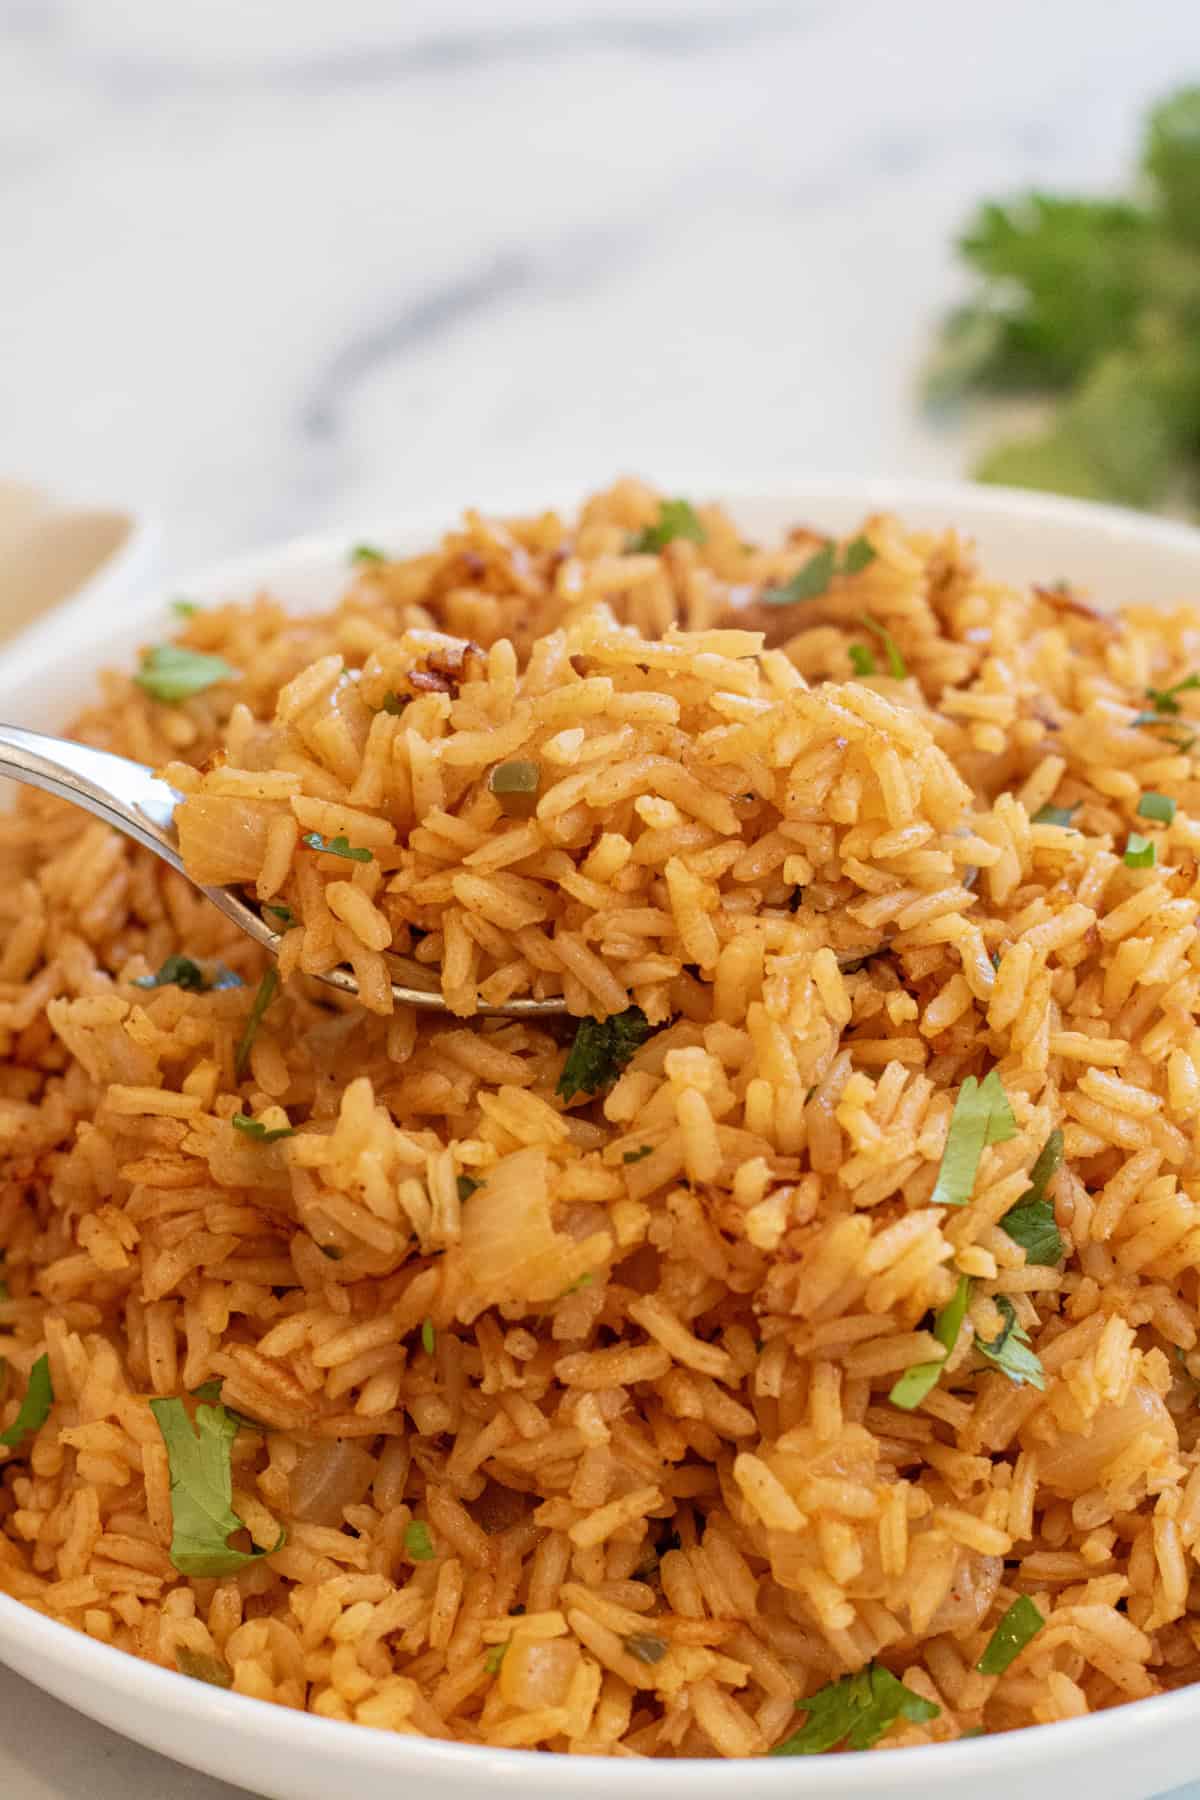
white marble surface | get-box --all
[3,0,1200,1793]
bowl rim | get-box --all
[3,472,1200,1791]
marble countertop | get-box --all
[2,0,1199,1793]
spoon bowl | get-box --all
[0,722,571,1016]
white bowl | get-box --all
[2,478,1199,1800]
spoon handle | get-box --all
[0,722,187,872]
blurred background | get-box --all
[2,0,1199,1794]
[3,0,1198,576]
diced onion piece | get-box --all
[499,1635,579,1710]
[459,1145,577,1304]
[926,1554,1003,1635]
[175,794,275,885]
[1026,1382,1177,1497]
[289,1440,377,1525]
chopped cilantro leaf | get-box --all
[405,1520,435,1561]
[0,1354,54,1451]
[556,1006,653,1101]
[977,1595,1045,1675]
[301,832,373,863]
[858,615,907,679]
[770,1664,939,1756]
[421,1318,435,1356]
[762,542,836,606]
[890,1274,971,1411]
[841,534,877,575]
[263,903,296,928]
[1146,672,1200,714]
[231,1113,294,1144]
[1137,791,1176,825]
[931,1070,1017,1209]
[150,1394,284,1576]
[848,643,877,677]
[623,1145,653,1164]
[234,967,279,1079]
[351,544,387,564]
[135,645,236,704]
[1000,1130,1065,1264]
[175,1646,234,1688]
[1031,803,1078,828]
[171,599,201,618]
[975,1296,1046,1389]
[134,954,242,993]
[628,499,708,554]
[456,1174,481,1202]
[561,1273,595,1296]
[1124,831,1156,868]
[1132,713,1196,750]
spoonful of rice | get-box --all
[0,723,882,1017]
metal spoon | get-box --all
[0,723,566,1016]
[0,722,882,1016]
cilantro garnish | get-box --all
[231,1113,294,1144]
[858,614,907,678]
[1124,831,1156,868]
[134,954,242,993]
[1146,672,1200,714]
[1031,803,1078,828]
[977,1595,1045,1675]
[770,1664,939,1756]
[405,1520,435,1562]
[0,1354,54,1451]
[189,1380,261,1432]
[1000,1130,1064,1264]
[149,1394,284,1576]
[556,1006,653,1101]
[171,599,201,618]
[623,1145,653,1165]
[135,645,236,704]
[234,967,279,1079]
[263,902,296,928]
[301,832,373,863]
[842,534,878,575]
[351,544,387,564]
[890,1274,971,1412]
[456,1174,481,1202]
[926,90,1200,509]
[561,1273,595,1296]
[930,1070,1017,1209]
[974,1296,1046,1389]
[1137,791,1176,825]
[175,1646,234,1688]
[848,643,877,677]
[628,499,707,554]
[421,1318,435,1356]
